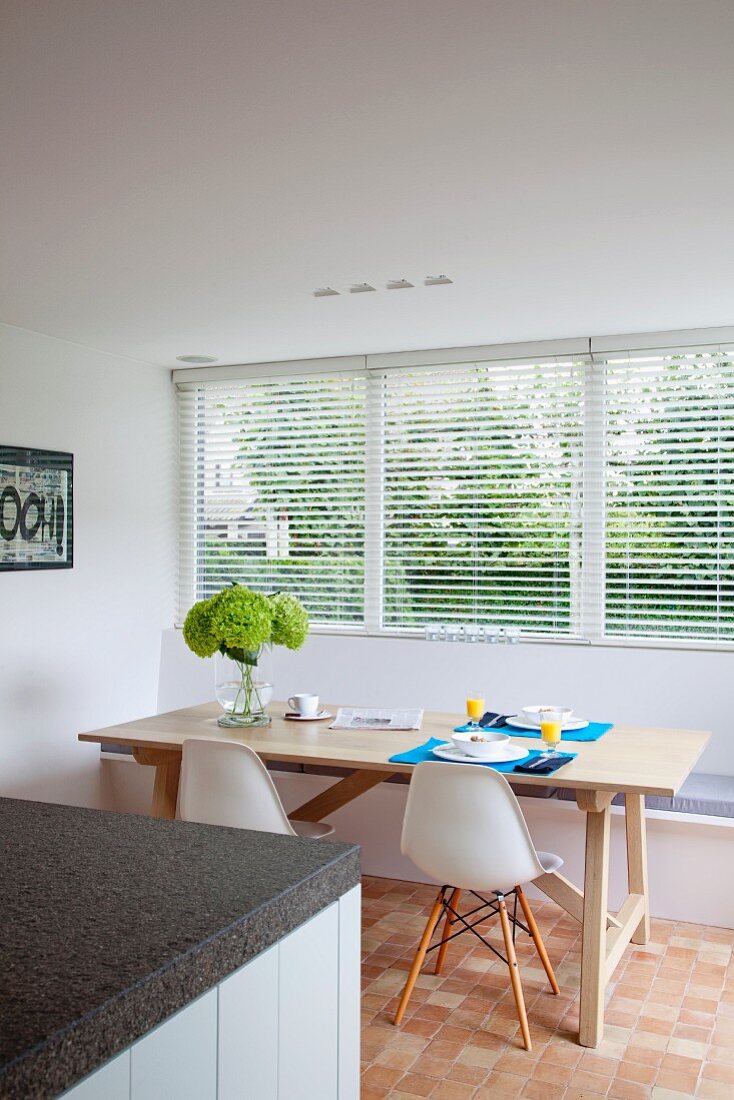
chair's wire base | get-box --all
[425,886,530,966]
[393,881,559,1051]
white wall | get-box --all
[2,310,727,817]
[0,323,176,808]
[273,632,731,775]
[159,626,730,774]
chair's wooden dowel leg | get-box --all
[394,891,444,1026]
[434,888,461,975]
[516,885,559,995]
[498,895,532,1051]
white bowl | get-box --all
[451,729,511,759]
[520,705,573,726]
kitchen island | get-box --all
[0,797,360,1099]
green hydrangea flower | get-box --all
[182,584,309,663]
[182,596,220,658]
[269,592,309,650]
[208,586,273,658]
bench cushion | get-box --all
[557,773,734,818]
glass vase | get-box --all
[214,649,272,728]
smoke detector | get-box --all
[176,354,219,364]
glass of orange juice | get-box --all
[466,694,486,727]
[539,707,563,748]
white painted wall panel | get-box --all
[0,322,176,811]
[130,990,217,1100]
[60,1052,130,1099]
[279,903,339,1100]
[218,944,279,1100]
[338,886,361,1099]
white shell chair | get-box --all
[179,739,334,839]
[394,761,562,1050]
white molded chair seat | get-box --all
[179,738,334,839]
[291,819,334,839]
[537,850,564,875]
[394,761,563,1051]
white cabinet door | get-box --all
[278,902,339,1100]
[218,944,278,1100]
[131,988,217,1100]
[338,886,361,1099]
[60,1051,130,1099]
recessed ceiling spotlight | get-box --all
[313,287,339,297]
[349,283,376,293]
[424,275,453,286]
[386,279,414,290]
[175,354,219,364]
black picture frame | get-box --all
[0,445,74,571]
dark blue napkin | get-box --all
[513,752,576,775]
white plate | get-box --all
[284,710,333,721]
[505,715,589,731]
[431,743,531,764]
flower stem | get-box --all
[233,657,264,719]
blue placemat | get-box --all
[388,737,576,772]
[505,721,613,743]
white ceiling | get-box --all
[2,0,734,368]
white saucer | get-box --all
[431,743,530,764]
[506,716,589,732]
[284,710,333,721]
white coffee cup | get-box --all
[288,693,319,717]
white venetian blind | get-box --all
[372,357,586,636]
[177,371,367,625]
[603,349,734,641]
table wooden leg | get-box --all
[578,794,611,1048]
[289,769,396,823]
[625,792,650,945]
[534,869,621,930]
[132,748,181,820]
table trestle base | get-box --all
[288,768,396,823]
[535,787,651,1048]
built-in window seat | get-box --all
[555,771,734,818]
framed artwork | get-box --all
[0,445,73,571]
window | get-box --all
[603,350,734,641]
[376,359,585,635]
[177,371,367,625]
[177,336,734,647]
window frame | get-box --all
[175,327,734,652]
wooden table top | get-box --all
[79,703,710,797]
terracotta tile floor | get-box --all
[360,876,734,1100]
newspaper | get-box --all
[330,707,423,731]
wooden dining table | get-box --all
[79,702,709,1049]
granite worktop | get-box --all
[0,797,360,1099]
